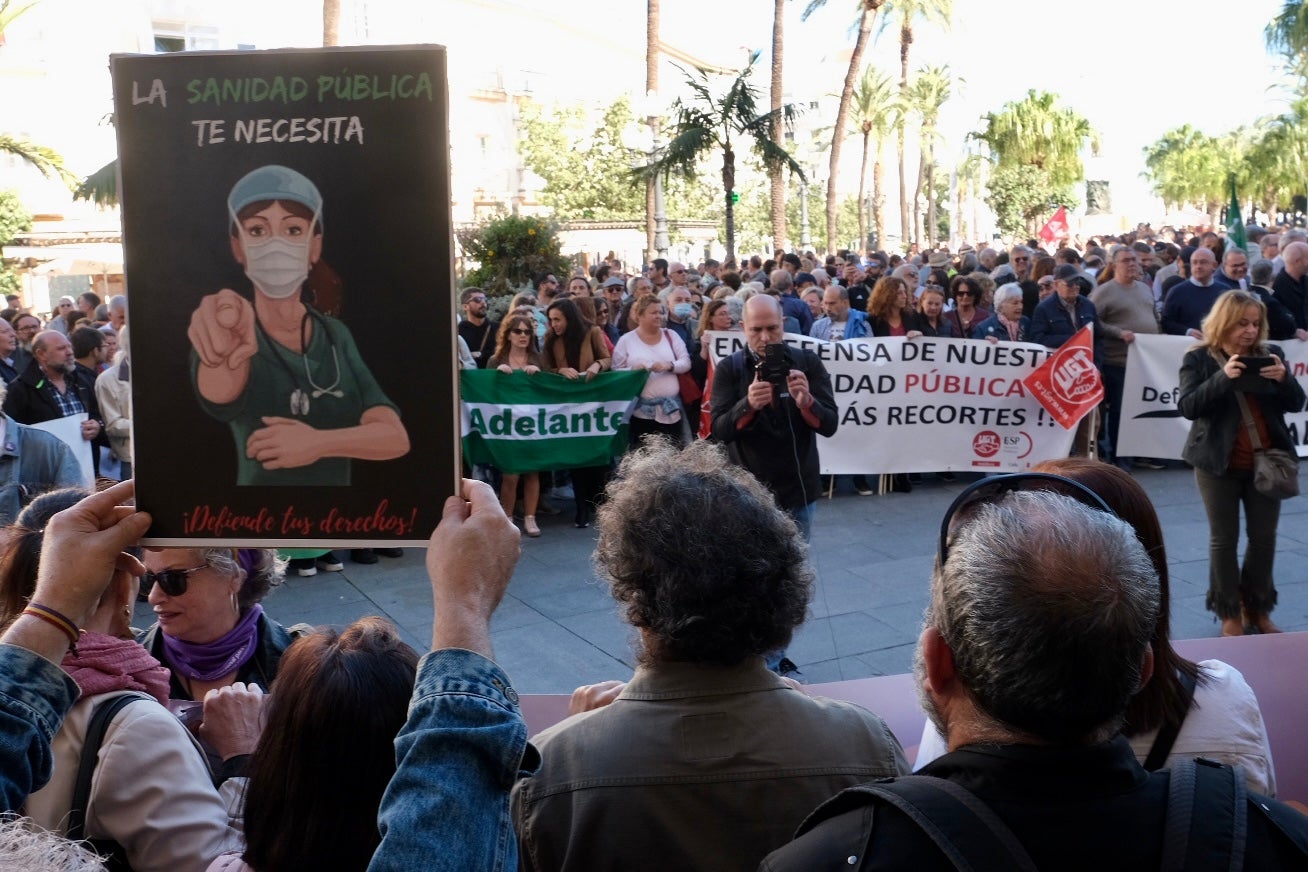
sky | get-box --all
[648,0,1295,221]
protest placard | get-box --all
[1117,334,1308,459]
[460,370,649,473]
[704,333,1076,473]
[112,45,456,546]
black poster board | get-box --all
[112,46,457,546]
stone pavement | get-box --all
[134,467,1308,693]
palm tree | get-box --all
[641,55,804,264]
[892,0,951,248]
[770,0,787,251]
[1267,1,1308,72]
[909,65,952,248]
[323,0,340,45]
[972,89,1099,188]
[845,66,898,253]
[0,134,76,188]
[801,0,886,255]
[0,1,77,189]
[646,0,660,260]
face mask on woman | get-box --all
[232,207,320,299]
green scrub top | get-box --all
[192,312,399,486]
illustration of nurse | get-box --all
[188,165,410,486]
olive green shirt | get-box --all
[192,314,398,486]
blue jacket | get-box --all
[369,649,537,872]
[0,416,83,526]
[972,313,1030,343]
[780,293,814,335]
[809,309,870,340]
[0,643,79,811]
[1029,294,1103,365]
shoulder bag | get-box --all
[1235,392,1299,499]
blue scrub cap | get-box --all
[228,165,323,224]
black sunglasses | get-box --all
[143,563,208,596]
[938,473,1116,568]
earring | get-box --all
[122,605,132,620]
[231,592,240,615]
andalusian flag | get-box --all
[1227,174,1247,253]
[461,370,649,473]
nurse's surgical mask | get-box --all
[233,209,319,299]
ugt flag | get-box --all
[1021,325,1102,429]
[461,370,648,473]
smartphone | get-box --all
[1233,356,1277,394]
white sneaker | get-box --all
[296,564,318,577]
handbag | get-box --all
[1235,393,1300,500]
[664,331,702,404]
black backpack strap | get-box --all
[1161,757,1247,872]
[1144,668,1199,772]
[67,693,146,841]
[856,776,1039,872]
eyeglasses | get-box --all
[143,563,209,596]
[954,289,974,297]
[468,296,487,304]
[1013,257,1030,263]
[509,328,531,335]
[938,473,1116,568]
[924,283,944,292]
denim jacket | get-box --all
[368,649,540,872]
[0,415,83,526]
[0,643,79,811]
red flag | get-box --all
[1021,325,1102,429]
[698,357,714,439]
[1038,206,1069,244]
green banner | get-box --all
[461,370,649,473]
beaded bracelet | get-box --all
[22,603,80,653]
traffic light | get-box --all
[731,191,740,203]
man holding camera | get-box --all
[710,296,838,542]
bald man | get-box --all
[1273,241,1308,333]
[709,295,837,543]
[1160,247,1232,337]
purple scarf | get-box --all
[161,603,264,682]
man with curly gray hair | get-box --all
[510,440,908,871]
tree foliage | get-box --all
[971,90,1098,189]
[517,96,644,220]
[984,164,1075,238]
[640,53,804,264]
[0,189,31,297]
[456,214,570,294]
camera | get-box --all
[758,343,794,397]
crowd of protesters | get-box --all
[0,219,1303,868]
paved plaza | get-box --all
[134,466,1308,694]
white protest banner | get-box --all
[704,333,1076,474]
[30,414,94,487]
[1117,334,1308,460]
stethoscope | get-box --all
[254,306,344,416]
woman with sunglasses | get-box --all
[945,275,990,339]
[8,489,241,871]
[916,464,1277,795]
[488,314,546,537]
[1179,290,1305,637]
[137,547,306,772]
